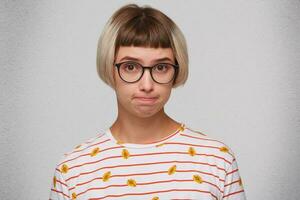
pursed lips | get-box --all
[133,96,158,104]
[135,96,157,100]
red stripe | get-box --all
[226,168,238,176]
[137,179,222,192]
[72,176,102,189]
[56,179,68,187]
[77,179,223,197]
[68,155,121,170]
[223,189,245,198]
[88,188,217,200]
[176,170,225,182]
[69,186,75,191]
[66,160,226,182]
[73,176,222,193]
[67,151,230,172]
[70,169,225,190]
[50,188,70,198]
[224,179,240,187]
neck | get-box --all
[110,106,180,144]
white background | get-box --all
[1,0,299,199]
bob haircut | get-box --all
[97,4,189,88]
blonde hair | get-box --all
[97,4,188,88]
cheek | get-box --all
[114,71,128,98]
[115,85,131,103]
[159,86,172,103]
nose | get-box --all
[138,68,154,92]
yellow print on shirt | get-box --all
[53,176,57,188]
[168,165,177,175]
[127,179,137,187]
[90,147,100,157]
[219,146,229,153]
[188,147,196,156]
[61,164,69,174]
[193,174,203,184]
[179,124,185,132]
[71,192,77,200]
[156,143,164,147]
[122,149,130,159]
[239,178,243,187]
[102,171,111,182]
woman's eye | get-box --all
[126,65,135,70]
[123,63,138,71]
[155,64,168,72]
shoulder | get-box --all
[180,125,237,168]
[54,131,111,174]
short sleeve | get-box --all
[222,157,246,200]
[49,166,71,200]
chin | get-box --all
[132,105,163,118]
[135,111,157,118]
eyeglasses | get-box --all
[114,61,179,84]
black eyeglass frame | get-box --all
[114,61,179,84]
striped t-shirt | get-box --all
[49,124,246,200]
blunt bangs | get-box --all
[115,11,173,50]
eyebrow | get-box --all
[119,56,174,63]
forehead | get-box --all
[115,46,175,63]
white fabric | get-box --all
[49,124,246,200]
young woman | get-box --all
[50,4,246,200]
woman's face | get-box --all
[113,46,175,118]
